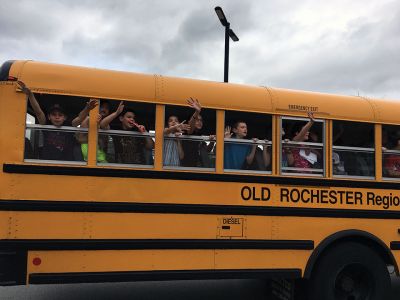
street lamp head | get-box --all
[229,29,239,42]
[215,6,228,27]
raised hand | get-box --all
[178,120,191,132]
[187,97,202,112]
[87,98,98,111]
[137,125,147,133]
[225,126,232,138]
[17,81,30,94]
[308,111,315,122]
[116,101,125,115]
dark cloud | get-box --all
[0,1,59,39]
[235,1,400,99]
[0,0,398,99]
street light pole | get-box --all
[224,23,230,83]
[215,6,239,83]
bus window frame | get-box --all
[94,99,157,169]
[280,115,326,177]
[162,104,217,172]
[22,92,96,166]
[331,120,375,180]
[223,110,273,175]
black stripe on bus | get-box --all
[29,269,301,284]
[0,60,15,81]
[390,242,400,250]
[0,239,314,251]
[0,199,400,219]
[4,163,400,190]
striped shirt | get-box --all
[163,134,180,166]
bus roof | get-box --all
[4,60,400,124]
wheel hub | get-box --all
[334,263,372,300]
[340,275,355,293]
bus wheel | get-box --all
[308,242,391,300]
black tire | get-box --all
[308,242,391,300]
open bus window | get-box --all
[24,93,90,164]
[98,100,155,168]
[382,125,400,179]
[333,121,374,178]
[224,111,272,173]
[164,105,216,170]
[281,116,324,176]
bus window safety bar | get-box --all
[282,141,323,147]
[26,124,88,133]
[383,149,400,155]
[333,146,374,152]
[224,138,272,145]
[98,129,155,138]
[163,135,217,142]
[281,167,323,173]
[24,159,87,166]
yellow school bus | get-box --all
[1,59,400,300]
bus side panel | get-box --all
[0,83,26,167]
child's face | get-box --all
[309,132,318,142]
[119,111,136,129]
[233,122,247,138]
[168,116,179,128]
[194,115,203,130]
[48,111,66,127]
[99,103,110,118]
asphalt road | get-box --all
[0,276,399,300]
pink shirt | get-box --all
[293,149,311,169]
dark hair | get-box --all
[120,108,135,117]
[48,104,66,115]
[232,120,247,129]
[166,115,179,126]
[100,100,111,108]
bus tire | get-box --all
[308,241,391,300]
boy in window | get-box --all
[100,101,154,165]
[18,81,76,161]
[224,121,257,170]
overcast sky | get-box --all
[1,0,399,99]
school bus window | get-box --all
[98,100,155,167]
[281,114,324,176]
[24,113,35,159]
[382,125,400,179]
[23,88,90,165]
[164,100,216,170]
[224,111,272,173]
[332,121,374,178]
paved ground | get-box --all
[0,276,399,300]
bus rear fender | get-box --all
[304,229,398,278]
